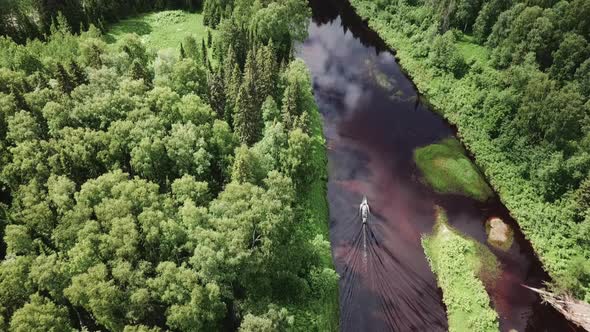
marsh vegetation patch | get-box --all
[414,138,493,201]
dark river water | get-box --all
[297,1,580,331]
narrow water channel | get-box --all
[297,1,580,331]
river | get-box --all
[297,0,580,331]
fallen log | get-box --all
[523,285,590,331]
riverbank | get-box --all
[296,101,340,331]
[347,0,588,299]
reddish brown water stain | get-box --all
[298,0,582,331]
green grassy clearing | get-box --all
[414,138,493,201]
[456,34,490,64]
[106,10,213,55]
[422,207,500,332]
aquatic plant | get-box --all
[414,138,493,201]
[422,207,500,332]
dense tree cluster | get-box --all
[0,0,338,330]
[351,0,590,299]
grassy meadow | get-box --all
[456,35,490,65]
[106,10,213,55]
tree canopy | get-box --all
[0,0,338,330]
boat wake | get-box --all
[338,215,447,331]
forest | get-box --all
[349,0,590,301]
[0,0,339,331]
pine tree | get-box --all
[207,29,213,48]
[68,60,87,86]
[130,59,151,86]
[220,21,248,69]
[11,88,29,112]
[83,41,104,68]
[201,38,208,66]
[207,58,213,74]
[203,0,214,26]
[235,81,260,145]
[180,43,186,59]
[223,46,241,126]
[209,69,226,118]
[53,12,71,35]
[223,46,237,87]
[225,63,241,127]
[183,36,201,63]
[281,82,299,129]
[234,51,262,146]
[243,47,260,106]
[56,63,74,94]
[256,42,278,104]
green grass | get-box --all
[456,34,490,64]
[106,10,212,54]
[422,207,500,332]
[414,138,493,201]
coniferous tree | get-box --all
[202,38,208,66]
[180,43,187,59]
[203,0,215,26]
[223,46,238,87]
[256,42,279,104]
[217,19,249,68]
[130,59,151,86]
[223,47,241,126]
[209,69,226,118]
[11,88,30,113]
[80,39,105,68]
[225,64,242,127]
[184,36,200,62]
[56,63,74,94]
[52,12,72,35]
[234,50,262,146]
[281,81,299,129]
[68,60,88,86]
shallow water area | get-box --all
[297,0,581,331]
